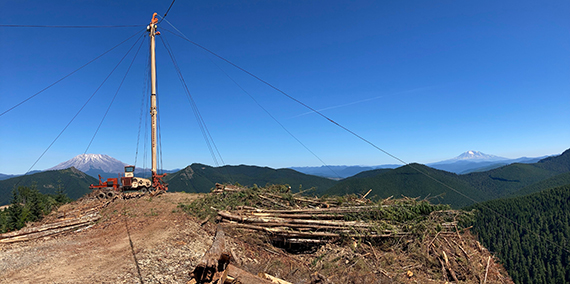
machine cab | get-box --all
[124,165,135,178]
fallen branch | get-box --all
[442,251,459,283]
[248,212,345,220]
[361,189,372,199]
[484,255,491,284]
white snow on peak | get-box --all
[47,154,127,173]
[453,150,506,161]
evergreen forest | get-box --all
[0,185,71,233]
[466,184,570,284]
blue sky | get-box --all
[1,0,569,174]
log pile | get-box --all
[0,195,115,243]
[217,206,460,246]
[1,187,162,244]
[0,212,100,243]
[218,207,410,245]
[211,183,371,208]
[190,225,288,284]
[183,184,462,247]
[182,185,513,283]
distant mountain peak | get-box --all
[48,154,127,173]
[453,150,504,160]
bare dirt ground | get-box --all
[0,192,211,283]
[0,192,513,284]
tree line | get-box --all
[0,185,71,233]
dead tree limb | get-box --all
[483,255,491,284]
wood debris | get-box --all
[182,185,514,283]
[190,224,286,284]
[217,204,460,246]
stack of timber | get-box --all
[189,184,460,246]
[0,189,159,244]
[218,206,459,245]
[0,194,116,243]
[0,212,100,243]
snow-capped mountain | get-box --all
[427,151,546,174]
[47,154,127,174]
[449,150,507,162]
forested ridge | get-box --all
[325,148,570,208]
[466,184,570,284]
[0,167,97,206]
[164,163,337,193]
[0,186,71,233]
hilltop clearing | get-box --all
[1,188,513,283]
[0,192,206,283]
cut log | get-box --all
[221,219,388,232]
[218,211,375,228]
[225,264,274,284]
[0,222,93,243]
[191,225,231,283]
[235,205,388,214]
[248,212,345,220]
[229,223,403,239]
[0,213,99,239]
